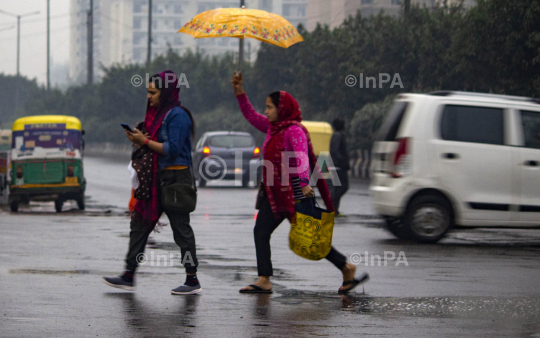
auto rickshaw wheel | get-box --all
[242,172,250,188]
[10,201,19,212]
[76,194,85,210]
[55,199,63,213]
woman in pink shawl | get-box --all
[232,72,369,294]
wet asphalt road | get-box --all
[1,156,540,337]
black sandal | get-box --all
[239,284,273,294]
[338,272,370,294]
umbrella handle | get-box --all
[238,37,244,70]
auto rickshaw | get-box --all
[248,121,334,186]
[9,115,86,212]
[301,121,334,179]
[0,130,11,205]
[0,129,11,151]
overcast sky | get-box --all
[0,0,70,85]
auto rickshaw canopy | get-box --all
[12,115,82,132]
[301,121,333,156]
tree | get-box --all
[0,74,46,128]
[451,0,540,96]
[349,95,396,151]
[5,0,540,148]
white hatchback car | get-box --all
[370,91,540,243]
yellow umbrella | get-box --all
[178,7,304,49]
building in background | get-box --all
[69,0,114,83]
[129,0,196,64]
[50,61,70,90]
[306,0,476,31]
[69,0,307,84]
[280,0,307,29]
[69,0,93,84]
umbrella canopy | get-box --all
[178,7,304,49]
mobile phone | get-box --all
[120,123,134,133]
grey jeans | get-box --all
[125,169,198,274]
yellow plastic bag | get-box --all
[289,199,335,260]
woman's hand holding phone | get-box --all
[125,127,149,146]
[121,123,134,133]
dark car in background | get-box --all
[193,131,260,188]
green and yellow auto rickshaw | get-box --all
[0,129,11,151]
[9,115,86,212]
[0,130,12,205]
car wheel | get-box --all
[10,201,19,212]
[404,194,453,243]
[76,194,85,210]
[55,199,63,213]
[384,217,411,240]
[198,175,207,188]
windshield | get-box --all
[209,135,254,148]
[12,125,83,160]
[376,101,409,142]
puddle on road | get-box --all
[446,230,540,247]
[8,268,540,323]
[104,292,200,335]
[273,292,540,320]
[1,204,120,216]
[348,295,540,319]
[8,269,181,278]
[9,269,91,275]
[139,240,252,264]
[0,195,127,216]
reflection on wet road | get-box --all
[1,156,540,337]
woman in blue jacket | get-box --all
[103,70,201,295]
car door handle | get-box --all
[442,153,459,159]
[523,160,539,167]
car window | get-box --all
[440,105,504,145]
[195,137,203,149]
[209,135,254,148]
[520,110,540,149]
[376,101,409,142]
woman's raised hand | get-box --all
[231,71,245,96]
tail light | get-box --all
[253,147,260,158]
[67,165,74,177]
[16,166,23,179]
[203,147,211,156]
[392,137,412,178]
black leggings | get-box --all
[254,192,348,276]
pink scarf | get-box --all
[263,91,334,221]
